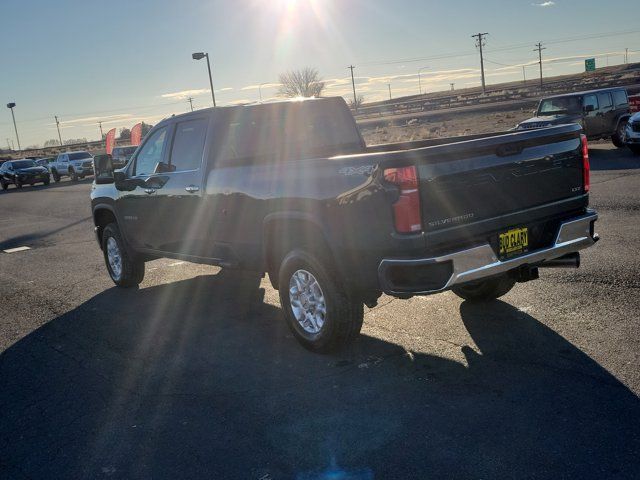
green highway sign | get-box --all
[585,58,596,72]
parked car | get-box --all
[49,151,94,182]
[0,159,50,189]
[623,111,640,155]
[516,87,630,147]
[35,157,55,169]
[111,146,137,169]
[91,97,598,352]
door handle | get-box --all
[185,185,200,193]
[144,188,157,195]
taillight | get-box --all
[384,166,422,233]
[581,134,590,193]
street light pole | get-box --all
[192,52,216,107]
[6,102,20,151]
[418,66,429,95]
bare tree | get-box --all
[349,95,365,110]
[278,67,325,98]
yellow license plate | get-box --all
[499,227,529,258]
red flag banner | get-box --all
[130,123,142,146]
[105,128,116,155]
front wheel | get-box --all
[451,275,516,302]
[612,120,627,148]
[52,170,60,182]
[70,169,78,182]
[278,249,363,353]
[14,178,22,189]
[101,223,145,287]
[0,179,7,191]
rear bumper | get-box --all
[378,210,598,296]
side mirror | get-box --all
[94,154,114,184]
[584,105,595,113]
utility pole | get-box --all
[348,65,358,112]
[625,48,629,64]
[450,83,455,91]
[522,65,526,84]
[187,97,194,112]
[472,32,488,94]
[534,42,546,89]
[387,83,392,101]
[54,115,63,146]
[98,121,103,139]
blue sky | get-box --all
[1,0,639,147]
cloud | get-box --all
[532,1,555,6]
[161,88,210,99]
[241,83,281,91]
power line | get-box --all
[472,32,489,94]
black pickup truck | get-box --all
[91,97,598,352]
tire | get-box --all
[52,170,60,182]
[43,178,50,186]
[451,275,516,302]
[629,145,640,156]
[278,249,363,353]
[612,120,627,148]
[101,223,145,288]
[70,169,78,182]
[0,180,7,191]
[14,178,22,189]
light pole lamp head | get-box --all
[192,52,206,60]
[7,102,16,109]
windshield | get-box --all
[538,96,582,115]
[68,152,92,161]
[12,160,37,168]
[115,147,136,156]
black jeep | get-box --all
[516,87,630,147]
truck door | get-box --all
[152,116,210,255]
[582,94,600,137]
[116,126,171,251]
[597,92,615,136]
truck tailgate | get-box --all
[415,125,586,236]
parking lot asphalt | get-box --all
[0,144,639,479]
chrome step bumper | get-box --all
[378,211,598,296]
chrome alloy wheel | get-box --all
[106,237,123,281]
[289,269,327,334]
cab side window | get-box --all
[597,92,612,111]
[583,94,598,112]
[134,127,168,176]
[169,119,208,172]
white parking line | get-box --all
[3,246,31,253]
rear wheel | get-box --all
[43,177,50,186]
[101,223,145,288]
[0,179,7,191]
[451,275,516,302]
[612,120,627,148]
[278,249,363,353]
[14,178,22,189]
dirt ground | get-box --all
[359,107,535,144]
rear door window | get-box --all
[169,118,208,172]
[613,90,628,107]
[597,92,613,110]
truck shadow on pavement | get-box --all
[589,146,640,170]
[1,270,638,479]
